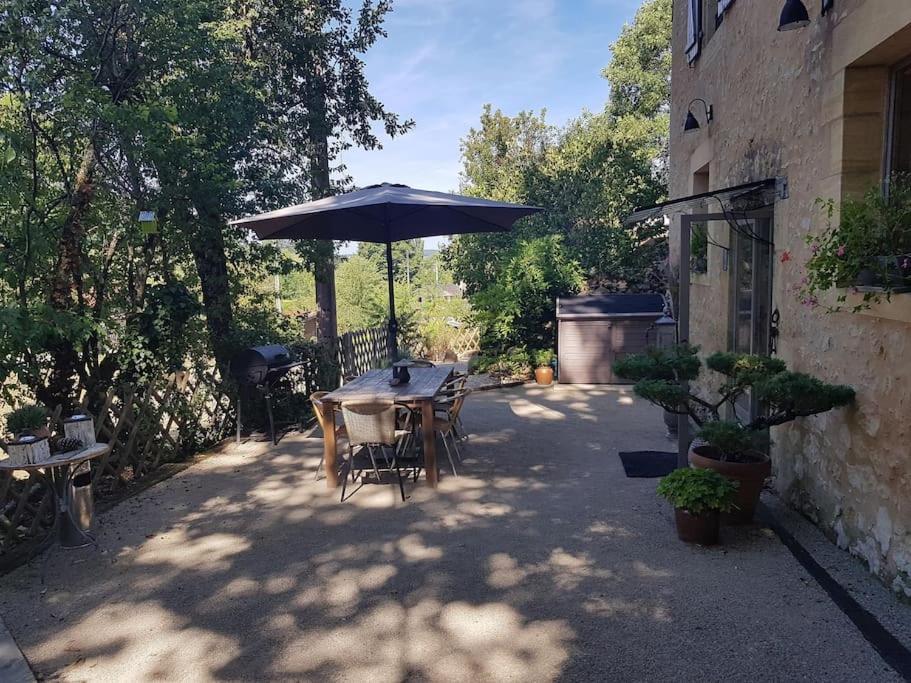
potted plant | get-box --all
[656,467,738,545]
[533,349,555,385]
[614,346,855,523]
[5,404,49,440]
[798,174,911,312]
[690,421,768,523]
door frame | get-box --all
[677,210,774,467]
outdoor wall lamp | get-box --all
[778,0,811,31]
[683,99,713,132]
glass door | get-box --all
[728,216,773,421]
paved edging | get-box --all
[0,614,34,683]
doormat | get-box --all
[618,451,677,478]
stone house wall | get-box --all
[668,0,911,592]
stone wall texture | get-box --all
[668,0,911,593]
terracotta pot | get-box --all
[534,366,554,385]
[689,445,771,524]
[674,508,720,545]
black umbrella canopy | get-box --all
[230,183,543,362]
[230,183,542,242]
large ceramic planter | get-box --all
[689,445,771,524]
[674,508,720,545]
[534,366,554,385]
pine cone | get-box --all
[54,437,84,454]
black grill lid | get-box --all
[557,294,666,319]
[230,345,294,384]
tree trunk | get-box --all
[43,144,97,410]
[308,74,338,350]
[188,208,235,374]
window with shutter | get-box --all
[717,0,734,18]
[686,0,702,63]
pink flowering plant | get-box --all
[798,175,911,312]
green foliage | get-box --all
[657,467,738,515]
[358,240,424,283]
[5,404,47,436]
[613,344,701,383]
[633,379,691,414]
[602,0,672,120]
[798,174,911,312]
[705,352,787,385]
[0,0,410,408]
[753,372,856,425]
[472,347,533,379]
[471,235,583,353]
[617,344,855,433]
[445,0,671,353]
[533,349,555,367]
[696,421,758,460]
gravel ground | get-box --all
[0,384,907,681]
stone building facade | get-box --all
[667,0,911,592]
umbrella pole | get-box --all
[386,241,398,363]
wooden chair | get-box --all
[340,401,416,502]
[432,388,471,476]
[435,374,468,441]
[310,392,347,480]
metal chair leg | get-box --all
[367,446,382,481]
[440,431,458,476]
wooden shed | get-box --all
[557,294,667,384]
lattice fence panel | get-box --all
[338,326,390,379]
[0,368,235,562]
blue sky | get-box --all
[340,0,644,250]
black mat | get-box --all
[618,451,677,478]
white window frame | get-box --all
[717,0,735,19]
[686,0,702,64]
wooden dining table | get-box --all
[321,366,453,489]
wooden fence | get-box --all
[0,348,332,566]
[337,326,390,379]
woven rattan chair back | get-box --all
[342,401,398,446]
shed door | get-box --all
[558,319,653,384]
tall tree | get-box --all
[444,0,672,352]
[238,0,413,350]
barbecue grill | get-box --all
[230,345,302,445]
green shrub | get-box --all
[657,467,738,515]
[471,235,583,353]
[696,421,758,460]
[533,349,554,367]
[612,343,855,457]
[613,344,701,383]
[798,174,911,312]
[472,346,533,378]
[5,404,47,436]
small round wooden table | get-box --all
[0,443,110,551]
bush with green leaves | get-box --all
[614,344,855,462]
[657,467,738,515]
[471,347,533,379]
[471,235,584,354]
[533,349,555,367]
[5,404,47,436]
[696,422,759,459]
[798,174,911,312]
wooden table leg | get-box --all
[324,399,339,488]
[421,399,438,488]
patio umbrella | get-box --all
[230,183,542,359]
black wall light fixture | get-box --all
[778,0,811,31]
[684,99,713,132]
